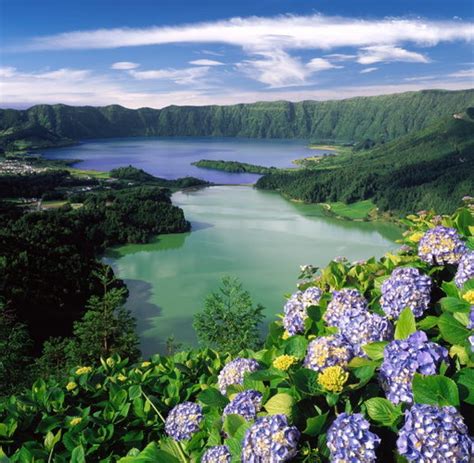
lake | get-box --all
[43,136,315,183]
[104,186,401,357]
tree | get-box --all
[193,276,265,355]
[72,267,140,364]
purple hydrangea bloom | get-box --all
[418,226,467,265]
[469,307,474,330]
[327,413,380,462]
[397,404,472,462]
[165,402,203,441]
[241,414,300,462]
[201,445,231,463]
[455,252,474,288]
[379,331,448,404]
[217,358,260,395]
[338,311,393,356]
[283,287,322,335]
[304,335,354,372]
[380,267,432,319]
[223,390,262,421]
[324,288,368,328]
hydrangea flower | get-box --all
[338,311,393,356]
[380,267,432,319]
[165,402,203,441]
[273,355,297,371]
[223,390,262,421]
[324,288,368,328]
[304,335,354,372]
[318,366,349,393]
[217,358,260,395]
[418,226,467,265]
[397,404,472,462]
[241,414,300,462]
[327,413,380,462]
[379,331,448,404]
[201,445,231,463]
[468,307,474,330]
[455,252,474,288]
[283,287,322,335]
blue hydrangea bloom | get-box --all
[397,404,472,462]
[418,226,467,265]
[217,358,260,395]
[327,413,380,462]
[304,335,354,372]
[283,287,322,335]
[379,331,448,404]
[324,288,368,328]
[469,307,474,330]
[338,311,393,356]
[201,445,231,463]
[380,267,432,319]
[241,414,300,462]
[455,251,474,288]
[165,402,203,441]
[223,390,262,421]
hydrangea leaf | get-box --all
[438,312,470,344]
[284,335,309,359]
[416,315,439,330]
[223,414,247,438]
[263,392,294,416]
[303,412,328,436]
[412,374,460,407]
[439,297,471,313]
[394,307,416,340]
[454,369,474,405]
[362,341,388,360]
[364,397,402,426]
[197,388,229,408]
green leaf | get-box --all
[455,208,473,236]
[303,412,328,436]
[440,297,471,313]
[454,369,474,405]
[264,393,294,416]
[197,388,229,408]
[417,315,439,330]
[118,443,180,463]
[362,342,388,360]
[292,368,321,395]
[438,313,470,344]
[70,446,86,463]
[441,280,459,298]
[247,369,286,382]
[395,307,416,340]
[284,335,308,359]
[44,429,61,452]
[412,374,459,407]
[129,385,142,400]
[223,414,247,438]
[364,398,402,426]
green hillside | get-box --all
[1,89,473,151]
[256,110,474,214]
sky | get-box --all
[0,0,473,109]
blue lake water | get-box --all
[43,137,317,183]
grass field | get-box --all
[324,200,376,220]
[67,168,110,179]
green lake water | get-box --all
[105,186,401,356]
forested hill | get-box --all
[256,109,474,214]
[1,89,473,151]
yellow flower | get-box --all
[141,361,151,368]
[408,232,424,243]
[69,417,82,427]
[66,381,77,391]
[106,357,115,368]
[273,355,298,371]
[117,373,127,382]
[75,366,92,375]
[282,331,291,340]
[462,290,474,305]
[318,366,349,393]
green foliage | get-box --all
[193,276,265,355]
[191,159,277,174]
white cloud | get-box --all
[357,45,430,64]
[306,58,341,72]
[0,66,17,77]
[111,61,140,70]
[448,68,474,78]
[189,59,224,66]
[20,14,473,52]
[129,66,210,85]
[360,67,378,74]
[324,53,357,61]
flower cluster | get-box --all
[283,287,322,335]
[379,331,448,404]
[165,402,203,441]
[273,355,297,371]
[418,226,467,265]
[201,445,231,463]
[304,335,354,372]
[217,358,260,395]
[75,366,92,375]
[455,251,474,288]
[241,414,300,462]
[327,413,380,463]
[318,366,349,393]
[324,288,368,327]
[397,404,472,462]
[380,267,432,319]
[223,390,262,421]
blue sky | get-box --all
[0,0,473,108]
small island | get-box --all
[191,159,278,174]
